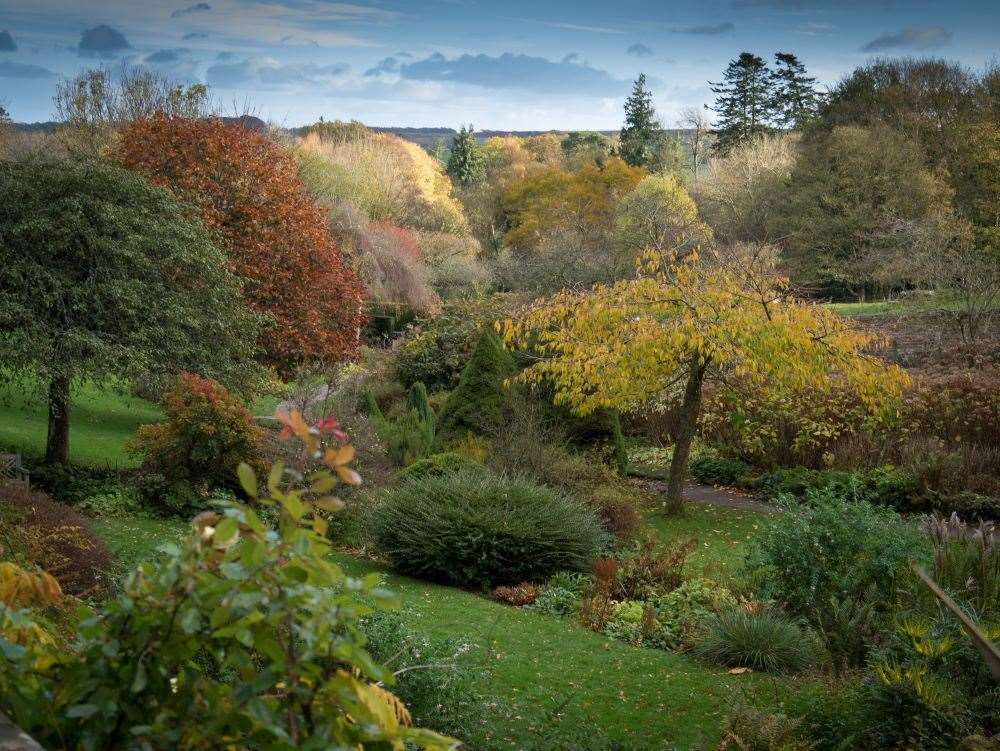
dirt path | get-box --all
[630,477,776,513]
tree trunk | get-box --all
[44,374,71,465]
[664,356,708,514]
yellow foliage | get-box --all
[502,245,908,419]
[0,561,63,609]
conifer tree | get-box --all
[709,52,773,156]
[446,124,485,186]
[770,52,823,129]
[619,74,664,170]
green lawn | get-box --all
[0,379,161,467]
[0,379,283,468]
[825,300,900,317]
[644,505,765,581]
[92,506,799,750]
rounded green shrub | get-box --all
[398,452,486,480]
[693,609,815,673]
[370,469,606,588]
[689,456,752,487]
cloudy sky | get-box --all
[0,0,997,129]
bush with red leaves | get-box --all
[116,116,365,374]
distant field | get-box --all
[825,300,900,316]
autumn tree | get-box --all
[55,65,211,155]
[775,124,954,297]
[446,125,486,186]
[500,157,644,289]
[710,53,773,156]
[693,133,797,244]
[614,174,712,270]
[0,158,261,464]
[503,245,905,512]
[677,107,712,179]
[117,116,365,373]
[561,131,613,168]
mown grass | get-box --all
[0,379,283,467]
[93,503,796,750]
[0,379,161,467]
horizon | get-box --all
[1,0,999,130]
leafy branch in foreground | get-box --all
[0,410,456,750]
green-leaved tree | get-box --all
[446,124,486,186]
[769,52,823,129]
[0,158,263,464]
[710,52,773,155]
[619,74,664,170]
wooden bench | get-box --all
[0,454,29,488]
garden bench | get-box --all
[0,454,30,488]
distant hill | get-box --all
[12,119,695,151]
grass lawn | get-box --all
[644,505,765,581]
[0,379,285,468]
[0,379,161,467]
[825,300,900,317]
[93,505,799,750]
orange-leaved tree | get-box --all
[116,116,365,373]
[502,244,909,512]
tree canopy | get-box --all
[446,125,486,186]
[502,246,906,510]
[619,74,664,170]
[0,158,261,464]
[117,116,365,374]
[710,53,774,155]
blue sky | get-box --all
[1,0,998,129]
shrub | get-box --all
[650,578,737,650]
[361,610,487,738]
[745,489,929,622]
[394,296,518,391]
[545,571,592,595]
[613,537,694,600]
[398,452,486,480]
[719,702,813,751]
[867,664,976,749]
[0,419,453,750]
[78,484,141,518]
[921,513,999,617]
[526,586,580,617]
[367,381,437,466]
[693,608,815,673]
[370,470,606,588]
[0,484,110,598]
[132,373,263,513]
[811,589,882,674]
[22,460,124,507]
[438,328,517,437]
[689,455,752,487]
[585,486,640,544]
[903,368,1000,448]
[491,582,542,606]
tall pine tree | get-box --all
[709,52,773,156]
[769,52,823,129]
[619,74,664,169]
[446,124,486,186]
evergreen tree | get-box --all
[709,52,773,156]
[770,52,823,130]
[446,124,485,186]
[619,74,664,169]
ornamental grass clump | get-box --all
[370,469,606,588]
[693,608,815,673]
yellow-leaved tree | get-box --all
[502,244,908,512]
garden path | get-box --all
[631,477,776,513]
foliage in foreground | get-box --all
[693,608,815,673]
[370,469,606,588]
[0,413,455,751]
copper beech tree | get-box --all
[502,245,909,512]
[116,116,365,373]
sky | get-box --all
[0,0,998,130]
